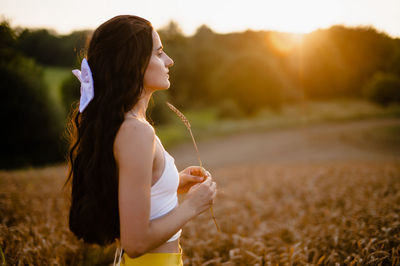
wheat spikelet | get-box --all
[166,102,191,128]
[166,102,203,168]
[166,102,220,232]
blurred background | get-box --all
[1,1,400,265]
[1,0,399,169]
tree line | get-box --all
[1,20,400,168]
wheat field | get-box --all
[1,161,399,265]
[1,119,400,265]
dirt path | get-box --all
[169,118,400,171]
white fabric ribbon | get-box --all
[72,58,94,113]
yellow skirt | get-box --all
[119,247,183,266]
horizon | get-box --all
[1,18,398,40]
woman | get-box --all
[65,15,217,266]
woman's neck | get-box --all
[128,91,152,120]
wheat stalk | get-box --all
[166,102,220,232]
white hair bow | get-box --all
[72,58,94,113]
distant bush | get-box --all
[0,21,65,169]
[17,29,90,67]
[213,55,286,115]
[60,74,80,114]
[363,72,400,106]
[216,99,245,119]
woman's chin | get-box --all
[162,81,171,90]
[146,83,170,92]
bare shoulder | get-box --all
[114,118,155,161]
[117,118,155,141]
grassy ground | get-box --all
[157,99,400,149]
[43,66,71,114]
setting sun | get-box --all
[267,32,304,55]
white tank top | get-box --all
[151,135,182,242]
[116,120,182,264]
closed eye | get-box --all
[157,45,164,56]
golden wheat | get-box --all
[1,162,399,265]
[166,102,220,232]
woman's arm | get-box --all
[114,120,216,258]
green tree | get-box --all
[297,26,395,98]
[212,54,286,114]
[363,72,400,106]
[0,21,65,169]
[17,28,90,66]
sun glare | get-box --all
[267,32,304,55]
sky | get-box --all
[1,0,400,38]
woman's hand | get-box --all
[183,176,217,216]
[178,166,210,194]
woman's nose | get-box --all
[166,56,174,68]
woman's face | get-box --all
[143,31,174,92]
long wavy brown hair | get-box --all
[64,15,153,246]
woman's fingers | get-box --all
[205,176,213,184]
[184,176,218,214]
[186,173,203,182]
[189,167,204,177]
[187,182,202,193]
[211,181,217,194]
[188,166,212,179]
[202,168,211,177]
